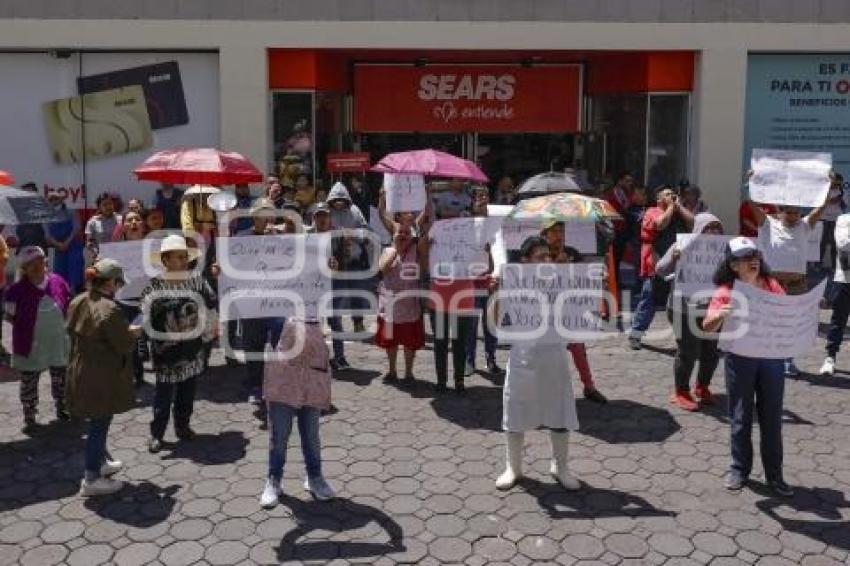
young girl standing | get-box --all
[141,235,217,453]
[4,246,72,431]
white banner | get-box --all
[384,173,426,212]
[217,234,331,320]
[429,217,501,278]
[674,234,733,298]
[718,279,825,358]
[749,148,832,208]
[98,240,151,302]
[496,262,606,343]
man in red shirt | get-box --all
[628,186,694,349]
[739,201,778,237]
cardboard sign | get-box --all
[750,148,832,207]
[497,262,606,343]
[384,173,427,212]
[718,279,825,358]
[674,234,733,298]
[354,64,582,133]
[98,240,150,302]
[217,234,332,320]
[429,217,501,278]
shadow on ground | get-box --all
[754,483,850,552]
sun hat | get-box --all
[250,198,277,216]
[90,258,126,284]
[150,234,201,265]
[18,246,45,266]
[726,236,759,259]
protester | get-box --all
[260,318,336,508]
[819,173,845,271]
[45,189,85,292]
[294,174,317,210]
[152,183,184,230]
[541,221,607,403]
[233,183,255,234]
[748,196,826,375]
[126,198,145,216]
[4,246,72,431]
[494,175,517,205]
[702,236,793,497]
[681,184,708,214]
[141,235,217,453]
[15,182,48,252]
[327,181,369,335]
[820,208,850,375]
[431,178,471,219]
[604,173,634,298]
[85,193,122,247]
[66,259,141,496]
[496,236,580,491]
[180,187,217,240]
[655,213,724,411]
[145,208,166,234]
[628,186,694,350]
[112,210,147,241]
[0,231,8,362]
[375,223,428,384]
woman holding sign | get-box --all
[496,236,581,492]
[702,237,793,497]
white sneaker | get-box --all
[100,459,123,478]
[820,356,836,376]
[304,477,336,501]
[260,479,281,509]
[80,477,123,497]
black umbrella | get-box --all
[516,171,582,198]
[0,186,60,225]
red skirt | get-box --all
[374,316,425,350]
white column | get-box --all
[219,45,269,182]
[691,48,749,230]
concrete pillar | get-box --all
[691,48,749,230]
[219,45,269,184]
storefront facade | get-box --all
[2,9,850,225]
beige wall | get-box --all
[3,19,850,226]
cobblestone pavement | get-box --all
[1,315,849,566]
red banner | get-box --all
[326,152,371,173]
[354,64,582,133]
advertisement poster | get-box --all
[744,54,850,171]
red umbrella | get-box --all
[134,148,263,185]
[371,149,489,183]
[0,170,15,185]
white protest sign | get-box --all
[758,217,811,274]
[486,204,514,218]
[565,222,598,256]
[384,173,426,212]
[369,206,392,246]
[429,217,501,278]
[718,279,825,358]
[750,148,832,208]
[674,234,733,298]
[98,240,151,302]
[496,262,606,343]
[807,222,823,263]
[216,234,332,320]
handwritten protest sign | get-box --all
[807,222,823,263]
[429,217,501,278]
[496,262,606,343]
[99,241,150,302]
[369,205,392,246]
[718,279,825,358]
[750,148,832,208]
[385,173,426,212]
[217,234,332,320]
[674,234,733,298]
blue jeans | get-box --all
[85,416,112,480]
[725,354,785,482]
[826,281,850,358]
[267,402,322,481]
[465,293,497,365]
[327,316,345,361]
[630,276,657,335]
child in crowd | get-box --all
[4,246,72,431]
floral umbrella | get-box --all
[507,192,621,224]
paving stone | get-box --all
[647,532,694,557]
[19,544,68,566]
[429,537,473,562]
[160,541,205,566]
[112,542,161,566]
[40,519,86,543]
[205,541,249,565]
[736,531,782,555]
[605,533,649,558]
[562,534,606,559]
[518,535,560,560]
[426,514,467,537]
[66,544,113,566]
[473,536,517,561]
[694,532,739,556]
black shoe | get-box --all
[486,360,505,376]
[148,437,163,453]
[454,380,466,394]
[724,472,746,491]
[767,479,794,497]
[583,388,608,404]
[56,408,71,421]
[628,336,642,350]
[434,382,448,394]
[402,374,415,384]
[382,372,398,384]
[335,357,351,370]
[225,357,240,368]
[176,428,196,442]
[321,403,338,416]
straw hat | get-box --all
[150,235,202,265]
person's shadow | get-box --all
[159,430,247,465]
[576,399,681,443]
[754,483,850,551]
[276,496,405,562]
[430,385,503,431]
[84,482,180,527]
[521,478,676,520]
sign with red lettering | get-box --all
[326,152,371,173]
[354,64,582,133]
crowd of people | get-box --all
[1,168,845,505]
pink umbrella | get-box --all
[134,147,263,185]
[371,149,489,183]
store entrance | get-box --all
[359,132,473,163]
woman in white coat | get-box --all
[496,236,581,491]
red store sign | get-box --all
[326,152,371,173]
[354,64,582,133]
